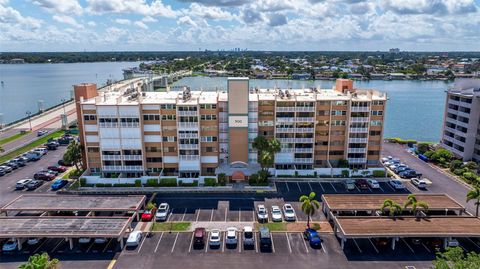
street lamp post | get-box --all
[26,111,32,131]
[61,98,67,115]
[61,98,68,130]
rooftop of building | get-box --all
[448,78,480,96]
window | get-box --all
[84,114,96,121]
[90,167,100,173]
[163,136,177,142]
[371,120,382,126]
[334,101,347,106]
[146,147,160,152]
[259,100,274,106]
[143,114,160,121]
[200,104,217,109]
[368,150,380,155]
[200,114,217,120]
[370,130,381,136]
[330,141,344,146]
[161,104,176,109]
[146,157,162,163]
[318,101,330,106]
[332,110,346,116]
[329,151,344,155]
[317,110,329,116]
[258,120,273,126]
[331,120,346,126]
[162,114,176,120]
[372,101,384,106]
[201,136,218,142]
[163,147,176,153]
[371,110,383,116]
[87,147,99,153]
[204,147,217,152]
[317,120,329,126]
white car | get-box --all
[271,206,283,222]
[225,227,237,245]
[155,203,170,222]
[367,179,380,189]
[243,226,255,248]
[16,179,33,190]
[79,238,91,244]
[282,204,296,221]
[389,179,405,190]
[27,238,39,245]
[411,178,427,189]
[2,239,18,251]
[94,238,107,244]
[126,231,142,247]
[209,229,221,247]
[257,204,268,222]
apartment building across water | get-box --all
[74,78,387,182]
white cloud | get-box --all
[86,0,179,18]
[177,16,198,27]
[142,16,157,23]
[114,18,131,25]
[134,21,148,29]
[185,3,233,20]
[87,21,96,26]
[0,3,42,29]
[31,0,83,15]
[52,15,83,28]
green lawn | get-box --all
[255,222,286,232]
[0,130,65,163]
[0,131,30,146]
[151,222,191,232]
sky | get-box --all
[0,0,479,52]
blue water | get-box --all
[0,62,140,124]
[173,77,450,142]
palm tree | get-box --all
[299,192,321,228]
[252,136,281,173]
[18,252,59,269]
[466,187,480,217]
[0,145,4,152]
[380,199,403,217]
[404,194,429,220]
[63,139,82,171]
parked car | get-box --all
[58,159,72,166]
[344,179,356,191]
[446,238,459,247]
[257,204,268,223]
[47,165,67,173]
[40,169,58,176]
[51,179,68,190]
[25,180,43,190]
[0,169,5,177]
[27,238,39,245]
[3,161,19,170]
[394,166,410,174]
[225,227,238,246]
[141,207,157,222]
[44,142,58,150]
[400,170,422,179]
[94,238,107,244]
[411,178,427,189]
[33,148,48,156]
[259,227,272,252]
[389,179,405,190]
[23,151,41,161]
[16,156,30,163]
[282,204,296,221]
[16,179,33,190]
[374,238,389,249]
[271,206,283,222]
[243,226,255,249]
[155,203,170,222]
[126,231,142,247]
[0,165,13,173]
[12,158,26,167]
[2,239,18,252]
[366,179,380,189]
[37,130,48,136]
[303,228,321,248]
[355,179,369,190]
[34,171,55,181]
[193,228,206,249]
[209,229,221,248]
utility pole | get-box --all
[26,111,32,131]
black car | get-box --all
[34,171,55,181]
[26,180,43,190]
[58,159,73,166]
[355,179,369,190]
[3,161,19,170]
[44,142,58,150]
[400,170,422,179]
[259,227,272,252]
[12,158,27,167]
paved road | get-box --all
[0,147,67,207]
[382,142,476,214]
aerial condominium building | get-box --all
[74,78,387,182]
[441,79,480,162]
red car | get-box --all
[355,179,369,190]
[47,165,67,173]
[141,207,157,222]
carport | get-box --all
[1,194,146,221]
[0,216,133,250]
[333,216,480,250]
[321,194,465,220]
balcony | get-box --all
[99,122,118,128]
[276,128,295,133]
[294,158,314,163]
[276,107,296,112]
[348,137,368,143]
[102,165,143,171]
[179,133,199,139]
[349,127,368,133]
[179,144,199,150]
[296,117,315,122]
[179,155,200,161]
[178,110,198,116]
[249,128,258,133]
[350,117,370,123]
[351,106,370,112]
[278,138,296,143]
[178,122,199,129]
[295,148,314,153]
[120,122,140,128]
[122,155,143,161]
[347,148,367,154]
[296,138,314,143]
[280,148,295,153]
[296,127,314,133]
[276,117,295,122]
[348,158,367,164]
[102,155,121,161]
[296,106,315,112]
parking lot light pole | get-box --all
[26,111,32,131]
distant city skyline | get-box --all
[1,0,480,52]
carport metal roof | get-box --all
[335,216,480,238]
[0,217,132,238]
[1,194,146,213]
[322,194,464,211]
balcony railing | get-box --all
[294,158,314,163]
[179,144,199,150]
[276,107,296,112]
[347,148,367,154]
[178,122,199,129]
[280,148,295,153]
[348,137,368,143]
[351,106,370,112]
[276,117,295,122]
[296,138,314,143]
[179,155,200,161]
[349,127,369,133]
[296,117,315,122]
[296,106,315,112]
[296,127,314,133]
[99,122,118,128]
[179,133,199,139]
[120,122,140,128]
[350,117,370,122]
[276,128,295,133]
[102,165,143,171]
[102,155,121,161]
[295,148,314,153]
[122,155,142,160]
[178,110,198,116]
[278,138,296,143]
[249,128,258,133]
[347,158,367,164]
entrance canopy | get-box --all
[232,171,246,181]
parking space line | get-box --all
[252,210,255,221]
[103,238,114,253]
[329,182,337,193]
[86,241,96,253]
[188,232,194,253]
[319,182,325,192]
[210,209,214,222]
[421,242,431,253]
[355,185,360,192]
[297,182,301,192]
[378,185,385,192]
[352,239,362,253]
[181,208,187,221]
[285,233,292,253]
[307,182,313,192]
[154,232,164,253]
[196,209,200,222]
[368,238,379,254]
[238,232,242,253]
[224,208,228,222]
[239,208,241,221]
[270,233,276,253]
[285,182,290,192]
[166,210,172,222]
[385,182,395,192]
[222,232,225,252]
[401,238,414,253]
[300,233,309,253]
[467,238,480,250]
[51,239,64,253]
[137,234,147,253]
[171,232,179,253]
[205,232,209,253]
[33,239,49,253]
[254,232,258,253]
[320,241,326,254]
